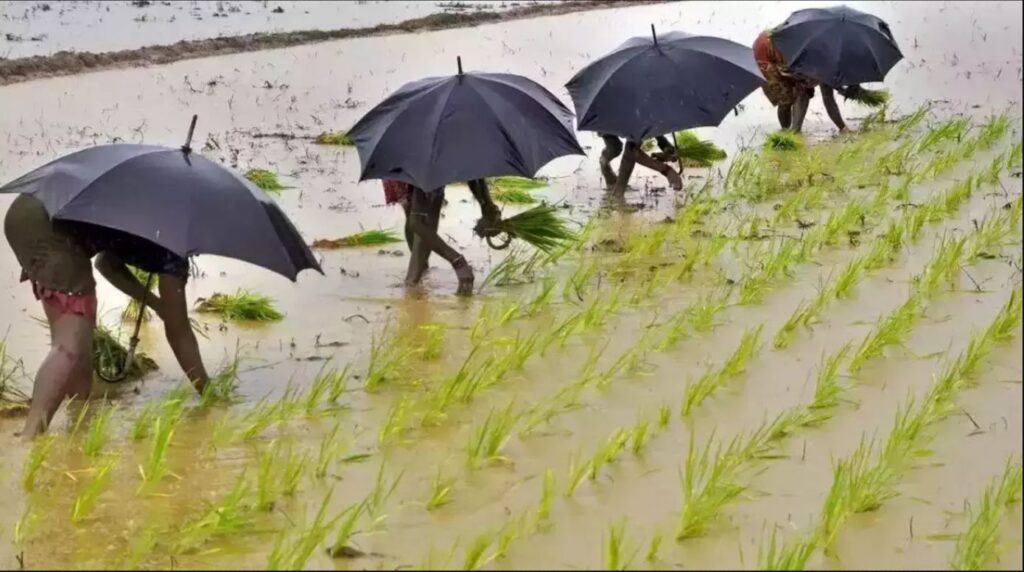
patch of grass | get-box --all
[764,130,803,151]
[364,322,416,391]
[312,229,402,249]
[951,458,1023,570]
[93,324,159,380]
[316,130,354,146]
[267,488,337,570]
[195,290,284,322]
[245,168,287,194]
[673,131,727,167]
[175,472,256,553]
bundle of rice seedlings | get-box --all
[490,204,576,252]
[122,266,158,323]
[673,131,727,167]
[312,229,401,249]
[196,290,284,322]
[244,169,287,195]
[843,87,890,108]
[93,325,159,381]
[315,131,355,146]
[489,176,546,204]
[764,131,803,151]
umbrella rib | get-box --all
[426,80,461,187]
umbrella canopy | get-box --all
[0,144,321,281]
[771,5,902,87]
[348,61,584,191]
[565,27,764,142]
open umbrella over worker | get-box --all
[2,116,321,437]
[347,57,584,295]
[566,25,764,197]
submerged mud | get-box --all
[0,0,655,86]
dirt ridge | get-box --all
[0,1,663,86]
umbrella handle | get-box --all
[182,114,198,153]
[95,273,154,383]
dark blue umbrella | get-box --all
[348,58,584,191]
[565,26,764,142]
[1,121,321,281]
[771,5,902,87]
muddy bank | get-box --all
[0,0,658,86]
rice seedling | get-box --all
[604,519,639,571]
[327,501,367,558]
[802,344,851,426]
[773,300,812,350]
[315,130,354,146]
[968,203,1019,260]
[93,324,159,380]
[462,531,496,570]
[758,527,817,571]
[175,473,256,553]
[378,396,412,445]
[864,221,906,270]
[916,234,969,299]
[676,432,746,539]
[364,323,415,390]
[22,433,56,491]
[311,229,401,249]
[629,419,652,455]
[365,459,403,517]
[564,450,592,497]
[489,204,576,252]
[499,330,543,371]
[426,467,454,511]
[950,458,1023,570]
[682,325,763,415]
[764,131,803,151]
[589,428,630,480]
[845,87,890,108]
[416,323,446,361]
[974,114,1010,150]
[536,469,555,526]
[195,290,284,321]
[83,402,118,457]
[245,168,287,194]
[492,187,538,204]
[267,488,337,570]
[673,130,728,167]
[848,292,924,372]
[739,240,800,305]
[129,401,160,441]
[138,404,183,490]
[645,530,664,564]
[314,423,343,480]
[915,118,970,155]
[71,456,118,523]
[466,402,520,467]
[894,104,930,138]
[116,526,159,570]
[200,355,240,407]
[831,255,867,299]
[1,339,30,414]
[1007,140,1022,170]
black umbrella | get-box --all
[348,57,584,191]
[566,26,764,142]
[770,5,902,87]
[0,118,321,282]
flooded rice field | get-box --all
[0,1,1022,569]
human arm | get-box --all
[94,251,164,314]
[157,274,209,392]
[468,179,501,225]
[821,85,847,132]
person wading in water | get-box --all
[383,178,501,296]
[5,194,208,437]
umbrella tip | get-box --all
[183,114,198,154]
[457,56,463,75]
[651,23,658,46]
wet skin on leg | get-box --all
[404,187,474,295]
[599,135,623,188]
[820,85,847,132]
[611,140,639,196]
[22,302,94,438]
[790,90,811,133]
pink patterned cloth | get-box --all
[31,280,97,320]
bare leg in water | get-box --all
[404,187,475,295]
[599,135,623,188]
[22,304,94,438]
[777,105,793,129]
[611,140,683,195]
[820,85,847,132]
[790,90,811,133]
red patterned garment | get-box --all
[383,179,412,205]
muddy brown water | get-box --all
[0,1,1022,570]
